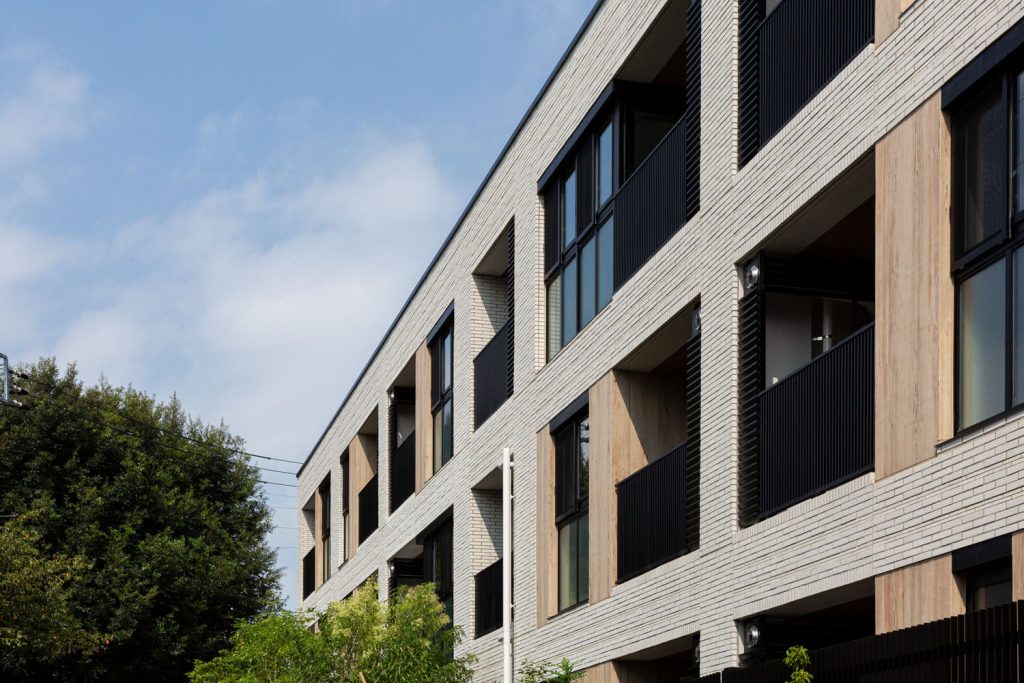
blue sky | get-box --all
[1,0,593,608]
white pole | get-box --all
[502,447,514,683]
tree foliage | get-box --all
[190,579,476,682]
[516,658,585,683]
[0,359,280,682]
[784,645,813,683]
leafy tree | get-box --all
[0,359,280,682]
[191,579,477,682]
[784,645,813,683]
[517,657,585,683]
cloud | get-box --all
[0,59,88,170]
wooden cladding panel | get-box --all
[415,342,432,492]
[582,662,619,683]
[875,0,915,45]
[589,375,616,603]
[875,94,953,479]
[349,431,378,558]
[875,554,965,634]
[535,426,557,626]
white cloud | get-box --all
[0,60,88,170]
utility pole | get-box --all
[0,353,28,408]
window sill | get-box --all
[548,600,588,624]
[938,404,1024,453]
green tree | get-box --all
[784,645,812,683]
[0,359,280,682]
[516,658,585,683]
[191,579,477,682]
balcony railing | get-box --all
[474,558,502,638]
[757,323,874,518]
[358,476,378,544]
[616,442,691,583]
[302,548,315,599]
[390,434,415,513]
[705,600,1024,682]
[474,321,511,428]
[614,117,687,290]
[740,0,873,164]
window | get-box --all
[424,517,454,624]
[341,455,350,564]
[953,65,1024,431]
[545,118,616,360]
[431,318,454,471]
[555,411,589,612]
[953,536,1014,613]
[320,478,331,582]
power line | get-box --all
[19,371,304,465]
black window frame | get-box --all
[951,60,1024,434]
[340,452,350,564]
[318,475,331,583]
[544,111,618,359]
[430,315,455,472]
[422,516,454,624]
[553,408,589,613]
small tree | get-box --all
[784,645,812,683]
[190,579,476,682]
[517,657,584,683]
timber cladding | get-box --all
[414,342,432,493]
[348,431,378,558]
[535,426,557,626]
[874,554,965,633]
[874,93,953,479]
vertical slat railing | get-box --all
[474,558,503,638]
[474,321,511,428]
[358,476,378,544]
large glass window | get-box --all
[953,66,1024,431]
[431,319,454,471]
[545,118,616,359]
[555,412,589,612]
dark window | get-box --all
[431,319,454,471]
[320,478,331,582]
[424,517,454,624]
[545,119,616,359]
[966,561,1013,612]
[554,411,589,612]
[953,65,1024,431]
[341,454,350,563]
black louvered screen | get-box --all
[506,223,515,397]
[737,0,764,167]
[737,286,763,528]
[474,558,502,638]
[390,436,415,512]
[473,321,510,428]
[302,548,315,599]
[357,476,378,544]
[684,0,701,220]
[758,324,874,517]
[613,118,687,290]
[685,330,701,552]
[616,443,688,583]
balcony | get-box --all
[358,475,378,544]
[474,558,502,638]
[614,116,688,289]
[739,0,874,165]
[390,433,415,512]
[473,321,511,428]
[616,442,694,583]
[757,323,874,518]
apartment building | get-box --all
[297,0,1024,679]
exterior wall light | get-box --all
[744,262,760,291]
[744,622,761,649]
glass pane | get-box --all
[1015,71,1024,216]
[546,275,562,360]
[579,238,596,327]
[578,417,589,499]
[442,399,453,466]
[962,80,1005,253]
[558,523,572,611]
[598,123,613,206]
[562,257,578,347]
[1016,248,1024,405]
[597,217,614,310]
[442,329,452,391]
[562,170,577,250]
[958,259,1007,429]
[433,408,443,472]
[578,514,589,603]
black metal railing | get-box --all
[474,321,510,428]
[758,324,874,518]
[474,558,502,638]
[701,600,1024,682]
[614,117,687,290]
[740,0,873,165]
[616,442,689,583]
[358,476,378,544]
[390,434,415,513]
[302,548,315,599]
